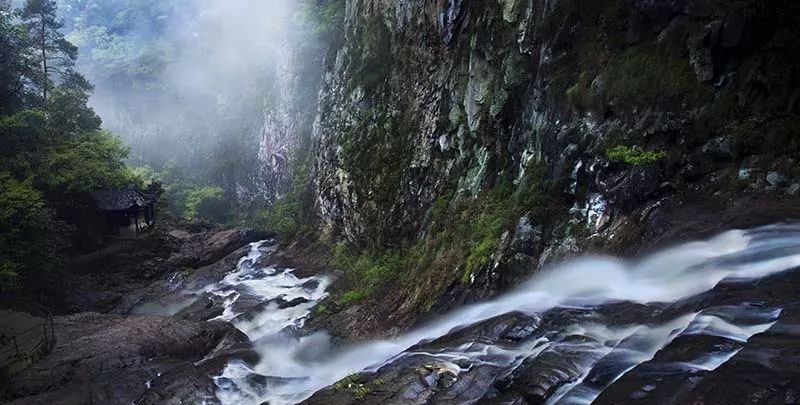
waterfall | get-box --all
[208,224,800,404]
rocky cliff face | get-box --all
[301,0,799,335]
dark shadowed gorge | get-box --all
[2,0,800,404]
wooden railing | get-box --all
[0,299,56,381]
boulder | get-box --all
[174,293,226,322]
[702,136,734,160]
[168,228,269,269]
[766,171,789,188]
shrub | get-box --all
[330,243,406,297]
[262,198,303,238]
[606,145,668,165]
[299,0,345,37]
[604,43,710,109]
[183,186,225,222]
[332,372,379,401]
[0,174,56,290]
[261,157,313,239]
[338,290,370,306]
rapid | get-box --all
[201,224,800,404]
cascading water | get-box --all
[205,224,800,404]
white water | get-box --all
[209,224,800,404]
[200,242,331,342]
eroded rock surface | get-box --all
[2,313,248,404]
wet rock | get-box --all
[174,293,225,322]
[301,279,321,291]
[232,296,311,323]
[168,228,269,269]
[597,307,800,405]
[413,312,540,351]
[510,214,542,255]
[506,343,603,403]
[113,243,255,315]
[738,167,756,180]
[501,317,540,342]
[605,166,662,211]
[683,307,800,404]
[702,136,734,160]
[2,313,245,404]
[687,21,722,82]
[168,230,192,240]
[766,171,789,188]
[594,334,740,404]
[721,15,746,48]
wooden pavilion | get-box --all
[93,183,163,237]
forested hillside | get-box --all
[0,0,132,289]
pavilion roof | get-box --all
[93,184,160,211]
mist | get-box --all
[59,0,317,214]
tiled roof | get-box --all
[93,184,160,211]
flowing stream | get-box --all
[203,224,800,404]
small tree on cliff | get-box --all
[19,0,77,102]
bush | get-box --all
[330,243,406,296]
[0,174,56,290]
[262,198,303,238]
[604,43,710,108]
[338,289,370,306]
[606,145,668,165]
[261,156,313,239]
[299,0,346,37]
[183,186,225,222]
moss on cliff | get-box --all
[604,43,710,109]
[346,15,393,92]
[328,161,554,306]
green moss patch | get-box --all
[606,145,668,165]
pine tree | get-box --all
[19,0,78,102]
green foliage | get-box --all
[337,106,416,246]
[332,372,380,401]
[314,304,330,315]
[604,43,710,109]
[330,243,406,299]
[347,16,393,92]
[606,145,668,165]
[0,0,137,289]
[338,289,370,306]
[60,0,171,85]
[459,182,516,285]
[512,163,549,214]
[45,72,102,137]
[261,157,313,239]
[37,130,132,193]
[299,0,346,38]
[20,0,80,101]
[0,173,56,290]
[262,198,303,237]
[183,186,225,222]
[329,165,555,306]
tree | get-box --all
[46,71,102,138]
[0,0,37,114]
[19,0,78,102]
[0,172,56,290]
[0,0,137,290]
